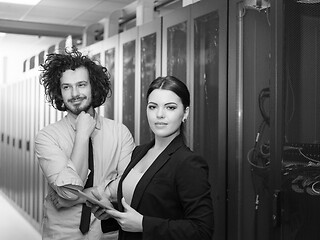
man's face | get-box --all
[60,66,92,115]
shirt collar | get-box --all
[66,111,101,131]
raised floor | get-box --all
[0,191,41,240]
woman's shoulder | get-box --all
[175,143,196,156]
[175,145,208,165]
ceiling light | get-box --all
[296,0,320,3]
[0,0,41,5]
[0,32,6,39]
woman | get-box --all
[91,76,214,240]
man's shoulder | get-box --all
[99,117,133,142]
[99,117,128,130]
[36,117,67,137]
[99,116,116,124]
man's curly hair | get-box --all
[40,47,111,111]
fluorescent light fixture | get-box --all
[0,0,41,5]
[296,0,320,3]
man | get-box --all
[35,47,135,240]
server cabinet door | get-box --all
[119,27,138,138]
[21,79,28,212]
[29,77,35,220]
[12,82,18,204]
[42,80,51,207]
[27,77,33,216]
[38,71,46,224]
[8,84,14,200]
[102,35,119,121]
[162,6,189,83]
[17,82,23,208]
[191,1,227,239]
[161,5,190,150]
[281,2,320,239]
[137,18,161,145]
[34,75,41,223]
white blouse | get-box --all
[122,167,145,205]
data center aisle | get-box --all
[0,191,41,240]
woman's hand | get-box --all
[106,197,143,232]
[87,188,114,220]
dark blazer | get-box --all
[117,135,214,240]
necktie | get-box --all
[79,138,94,234]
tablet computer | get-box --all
[64,186,112,210]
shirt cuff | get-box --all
[54,159,85,199]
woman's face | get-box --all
[147,89,189,139]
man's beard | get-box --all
[65,101,92,115]
[64,95,93,115]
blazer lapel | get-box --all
[130,135,184,209]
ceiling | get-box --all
[0,0,136,57]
